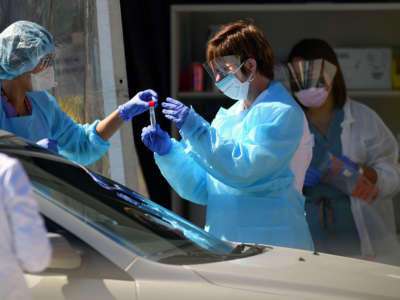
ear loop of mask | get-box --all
[231,61,245,76]
[236,59,255,83]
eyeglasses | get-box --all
[203,55,244,82]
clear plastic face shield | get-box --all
[31,54,57,91]
[203,55,254,101]
[287,59,337,107]
[34,54,56,73]
[202,55,244,83]
[287,58,337,92]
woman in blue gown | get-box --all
[141,21,314,250]
[0,20,157,166]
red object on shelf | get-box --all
[179,62,204,92]
[189,62,204,91]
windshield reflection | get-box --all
[0,135,266,265]
[80,165,234,255]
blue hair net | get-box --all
[0,21,54,80]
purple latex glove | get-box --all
[162,97,190,129]
[36,138,58,153]
[119,89,158,121]
[304,166,323,187]
[141,124,172,155]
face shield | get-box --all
[31,54,57,91]
[287,59,337,107]
[287,59,337,92]
[202,55,244,83]
[33,54,56,73]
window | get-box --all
[40,216,132,281]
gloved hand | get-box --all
[119,89,158,121]
[141,124,172,155]
[320,155,378,202]
[351,175,380,204]
[36,138,58,153]
[304,166,323,187]
[162,97,190,129]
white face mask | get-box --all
[294,87,329,107]
[216,74,250,101]
[215,62,254,101]
[31,67,57,91]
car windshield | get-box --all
[0,131,265,265]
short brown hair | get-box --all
[288,39,347,108]
[206,21,274,79]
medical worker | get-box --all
[0,153,51,300]
[141,21,314,250]
[288,38,400,264]
[0,20,157,165]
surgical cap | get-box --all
[0,20,54,80]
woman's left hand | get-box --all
[360,165,378,184]
[162,97,190,129]
[119,89,158,121]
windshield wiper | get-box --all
[158,243,268,265]
[229,243,269,256]
[123,206,186,240]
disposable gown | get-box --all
[0,21,109,166]
[0,89,110,166]
[0,153,51,300]
[155,81,314,250]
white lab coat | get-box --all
[0,153,51,300]
[341,99,400,265]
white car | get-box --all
[1,130,399,300]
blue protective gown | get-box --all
[303,109,360,256]
[155,81,314,250]
[0,90,109,166]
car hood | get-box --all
[186,246,400,299]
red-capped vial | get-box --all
[148,101,156,128]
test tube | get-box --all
[149,100,156,128]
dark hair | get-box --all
[288,38,347,108]
[206,21,274,79]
